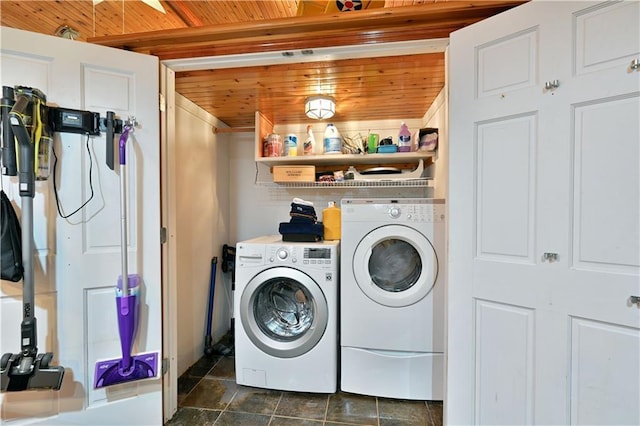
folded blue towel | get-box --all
[290,215,317,224]
[279,222,324,240]
[290,202,317,218]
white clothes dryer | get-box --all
[340,199,446,400]
[234,235,339,393]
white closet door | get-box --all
[448,1,639,424]
[1,27,162,425]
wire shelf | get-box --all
[257,179,433,189]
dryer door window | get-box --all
[240,267,328,358]
[369,238,422,293]
[353,225,438,307]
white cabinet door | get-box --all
[0,27,162,424]
[448,1,639,424]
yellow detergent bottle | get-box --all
[323,201,341,240]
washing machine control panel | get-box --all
[267,245,336,268]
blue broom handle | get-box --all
[207,257,218,336]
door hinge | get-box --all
[162,357,169,376]
[159,93,166,112]
[160,227,167,244]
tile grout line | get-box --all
[179,377,199,403]
[268,392,285,425]
[425,400,436,426]
[212,357,238,425]
[178,370,207,406]
[176,358,220,419]
[323,393,330,424]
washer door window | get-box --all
[353,225,438,307]
[240,267,328,358]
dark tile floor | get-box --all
[166,355,443,426]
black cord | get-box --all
[52,134,94,218]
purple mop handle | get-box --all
[119,125,131,166]
[117,125,134,372]
[119,125,132,295]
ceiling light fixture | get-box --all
[54,25,80,40]
[305,95,336,120]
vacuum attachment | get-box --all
[1,352,64,391]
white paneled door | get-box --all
[449,1,639,425]
[0,27,162,424]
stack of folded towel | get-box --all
[279,198,324,242]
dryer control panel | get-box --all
[401,203,446,223]
[342,198,446,224]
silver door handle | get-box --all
[631,59,640,71]
[544,80,560,91]
[630,296,640,307]
[543,252,558,262]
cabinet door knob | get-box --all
[631,59,640,71]
[543,252,558,262]
[544,80,560,91]
[629,295,640,307]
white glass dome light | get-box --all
[305,95,336,120]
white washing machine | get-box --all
[234,235,339,393]
[340,198,446,400]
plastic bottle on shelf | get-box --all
[285,133,298,156]
[398,122,412,152]
[323,201,341,240]
[323,123,342,154]
[303,125,316,155]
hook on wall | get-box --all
[125,116,139,128]
[105,115,140,170]
[543,80,560,91]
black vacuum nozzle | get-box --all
[1,352,64,391]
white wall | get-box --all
[174,94,230,376]
[422,88,448,200]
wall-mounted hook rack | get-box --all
[101,111,124,170]
[544,80,560,91]
[125,116,139,128]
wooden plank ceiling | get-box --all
[0,1,525,129]
[176,53,446,127]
